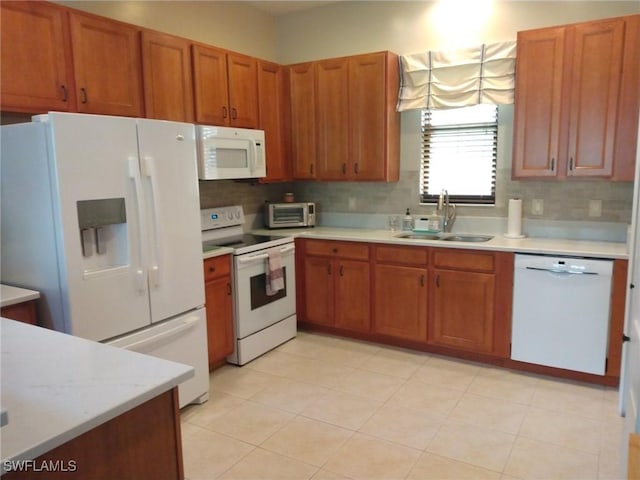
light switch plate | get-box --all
[589,199,602,217]
[531,199,544,216]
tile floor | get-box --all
[180,332,625,480]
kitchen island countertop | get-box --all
[0,318,193,472]
[253,226,628,260]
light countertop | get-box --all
[1,285,40,308]
[0,319,193,471]
[202,245,235,260]
[252,226,628,260]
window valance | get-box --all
[397,41,517,111]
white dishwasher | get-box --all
[511,254,613,375]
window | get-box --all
[420,104,498,205]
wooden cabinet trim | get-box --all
[375,245,428,266]
[304,239,370,260]
[431,249,495,272]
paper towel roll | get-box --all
[504,198,525,238]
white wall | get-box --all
[276,1,640,63]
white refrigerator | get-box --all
[1,112,209,408]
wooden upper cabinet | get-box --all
[289,62,317,179]
[316,57,349,179]
[513,15,639,181]
[0,1,75,113]
[69,11,144,117]
[227,53,259,128]
[349,52,400,181]
[612,14,639,181]
[192,45,258,128]
[141,30,194,122]
[290,52,400,182]
[566,18,624,178]
[192,44,229,125]
[512,26,565,178]
[258,61,291,182]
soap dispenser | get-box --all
[402,208,414,231]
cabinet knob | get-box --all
[550,157,555,172]
[332,248,338,253]
[232,108,238,120]
[420,274,425,287]
[222,106,228,118]
[327,263,332,275]
[61,85,68,102]
[342,163,347,174]
[227,283,232,295]
[209,266,216,273]
[339,265,344,276]
[80,88,88,104]
[435,274,440,288]
[354,162,359,174]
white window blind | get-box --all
[420,104,498,205]
[397,41,516,111]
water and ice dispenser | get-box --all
[77,198,128,272]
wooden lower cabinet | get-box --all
[303,255,334,326]
[1,300,37,325]
[335,259,370,332]
[4,389,184,480]
[429,269,495,353]
[203,255,234,369]
[372,245,429,342]
[298,240,625,384]
[300,240,371,333]
[373,263,427,341]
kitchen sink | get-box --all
[394,233,441,240]
[441,235,493,242]
[394,233,493,243]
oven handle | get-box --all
[237,244,295,264]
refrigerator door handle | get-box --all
[119,315,200,352]
[141,156,162,288]
[128,157,147,294]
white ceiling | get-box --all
[244,1,340,16]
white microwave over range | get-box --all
[196,125,266,180]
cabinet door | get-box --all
[1,1,75,113]
[258,61,290,182]
[192,44,229,125]
[227,53,259,128]
[612,14,640,181]
[374,264,427,342]
[289,63,317,179]
[349,53,388,180]
[204,276,234,368]
[566,18,624,177]
[335,260,370,332]
[304,256,334,326]
[512,26,565,178]
[69,11,143,117]
[316,57,349,179]
[429,269,495,354]
[141,30,194,122]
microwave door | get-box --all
[204,138,251,180]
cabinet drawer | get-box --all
[375,245,428,266]
[432,249,495,272]
[203,255,231,282]
[305,240,370,260]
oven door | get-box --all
[233,243,296,339]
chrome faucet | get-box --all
[438,189,456,232]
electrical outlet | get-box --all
[531,199,544,216]
[348,197,357,211]
[588,199,602,217]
